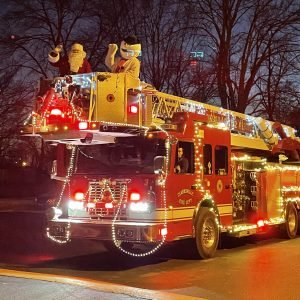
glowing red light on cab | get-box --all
[160,228,168,236]
[78,122,88,130]
[257,219,265,227]
[74,192,84,201]
[50,108,62,116]
[128,105,138,114]
[130,192,141,201]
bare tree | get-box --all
[0,0,110,79]
[1,0,300,120]
[191,0,300,113]
[139,1,203,95]
[0,66,34,165]
[250,46,300,122]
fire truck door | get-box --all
[169,141,201,209]
[202,127,232,221]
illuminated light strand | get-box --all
[101,120,148,130]
[231,155,267,163]
[228,224,258,233]
[285,197,300,202]
[40,91,56,122]
[56,144,77,208]
[111,123,170,257]
[265,165,300,171]
[224,217,288,233]
[23,111,35,126]
[77,147,94,159]
[179,101,259,137]
[46,222,71,244]
[207,122,229,131]
[194,122,204,191]
[69,100,83,120]
[202,192,220,229]
[265,217,285,225]
[46,145,77,243]
[282,186,300,192]
[111,182,167,257]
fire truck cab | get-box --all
[47,111,300,259]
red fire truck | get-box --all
[27,72,300,258]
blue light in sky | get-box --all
[190,51,204,58]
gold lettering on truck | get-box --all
[177,189,194,205]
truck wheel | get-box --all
[282,202,298,239]
[195,209,219,259]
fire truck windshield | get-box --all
[74,137,166,174]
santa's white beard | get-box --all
[68,52,85,73]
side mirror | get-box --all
[51,160,57,179]
[154,156,166,174]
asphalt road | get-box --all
[1,211,300,299]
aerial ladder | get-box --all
[24,72,300,160]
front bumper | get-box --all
[47,218,164,243]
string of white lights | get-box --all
[109,123,170,256]
[46,145,77,243]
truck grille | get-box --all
[88,180,128,219]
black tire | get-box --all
[282,202,298,239]
[195,208,219,259]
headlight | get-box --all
[68,200,84,210]
[46,206,62,220]
[129,201,150,212]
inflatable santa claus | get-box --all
[48,43,92,76]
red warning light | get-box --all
[50,108,62,116]
[78,122,88,130]
[128,105,138,114]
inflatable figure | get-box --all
[48,43,92,76]
[105,35,141,78]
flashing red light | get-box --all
[130,192,141,201]
[128,105,138,114]
[50,108,62,116]
[160,228,168,236]
[257,219,265,227]
[74,192,85,201]
[78,122,88,130]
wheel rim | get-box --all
[287,208,297,233]
[201,218,216,248]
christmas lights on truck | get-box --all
[25,72,300,258]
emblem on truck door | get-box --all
[217,179,223,193]
[177,189,194,205]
